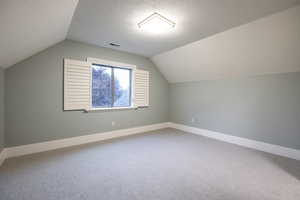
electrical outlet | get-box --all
[112,121,116,126]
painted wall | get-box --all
[5,40,169,147]
[170,72,300,150]
[152,5,300,83]
[0,68,4,151]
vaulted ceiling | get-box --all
[152,5,300,82]
[1,0,300,83]
[0,0,79,68]
[68,0,300,57]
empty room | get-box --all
[0,0,300,199]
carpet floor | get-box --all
[0,128,300,200]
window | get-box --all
[92,64,132,108]
[64,58,149,111]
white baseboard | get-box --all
[2,122,170,162]
[0,149,7,166]
[1,121,299,167]
[169,123,300,160]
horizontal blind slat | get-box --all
[134,70,149,107]
[64,59,91,110]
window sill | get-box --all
[85,106,137,112]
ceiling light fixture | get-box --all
[138,12,175,34]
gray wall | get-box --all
[4,39,300,151]
[0,68,4,151]
[5,40,169,147]
[170,72,300,150]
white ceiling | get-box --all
[1,0,300,84]
[152,5,300,83]
[0,0,79,68]
[67,0,300,57]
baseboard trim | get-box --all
[0,149,7,166]
[169,123,300,160]
[1,121,299,167]
[2,122,170,162]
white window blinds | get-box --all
[134,70,149,107]
[64,59,91,111]
[63,58,149,111]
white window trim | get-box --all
[87,57,137,70]
[86,106,137,111]
[87,57,137,111]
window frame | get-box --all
[87,57,136,111]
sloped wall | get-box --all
[152,5,300,83]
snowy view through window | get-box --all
[92,64,131,108]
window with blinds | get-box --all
[64,58,149,111]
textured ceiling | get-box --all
[152,6,300,83]
[1,0,300,72]
[0,0,79,68]
[68,0,300,57]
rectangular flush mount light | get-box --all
[138,12,175,34]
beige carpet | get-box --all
[0,128,300,200]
